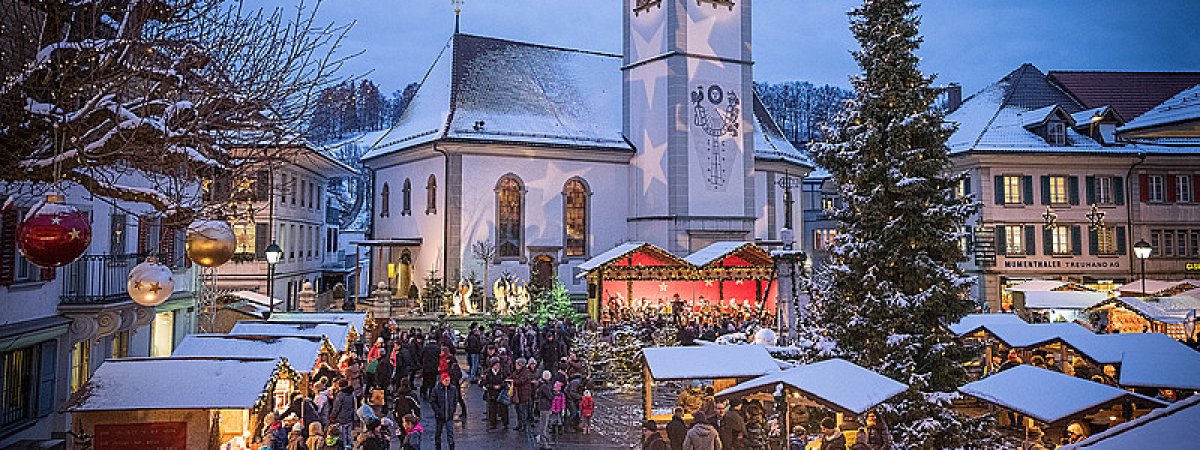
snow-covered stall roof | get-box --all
[958,366,1164,425]
[577,242,690,273]
[1021,291,1110,310]
[1119,83,1200,133]
[684,242,773,268]
[226,290,282,308]
[1062,393,1200,449]
[1088,297,1190,324]
[172,334,327,372]
[1115,279,1196,296]
[947,313,1028,336]
[1059,331,1197,366]
[230,321,350,350]
[72,357,280,411]
[974,322,1094,348]
[1118,350,1200,390]
[642,345,779,380]
[714,359,907,415]
[268,312,367,335]
[1007,280,1071,292]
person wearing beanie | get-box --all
[667,407,688,450]
[683,411,721,450]
[643,420,668,450]
[401,414,424,450]
[535,370,555,447]
[285,422,305,450]
[431,373,460,450]
[304,422,324,450]
[816,417,846,450]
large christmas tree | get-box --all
[802,0,992,447]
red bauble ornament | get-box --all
[16,193,92,267]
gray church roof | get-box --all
[361,33,808,168]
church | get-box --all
[358,0,810,304]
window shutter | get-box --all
[1194,173,1200,203]
[1071,225,1082,255]
[994,176,1004,205]
[995,225,1006,254]
[1088,229,1099,255]
[137,216,152,255]
[1085,176,1096,205]
[1040,176,1051,205]
[255,223,269,260]
[159,224,176,268]
[1023,176,1034,205]
[1068,176,1080,205]
[0,204,18,286]
[1116,226,1128,255]
[1139,174,1149,202]
[37,340,57,417]
[1025,225,1037,255]
[255,170,271,201]
[1043,226,1053,255]
[1114,177,1125,205]
[1167,175,1178,203]
[963,175,972,196]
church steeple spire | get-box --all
[453,0,463,34]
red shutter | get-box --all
[159,224,176,268]
[1194,174,1200,203]
[1167,175,1178,203]
[0,205,18,286]
[1139,174,1149,202]
[137,216,152,255]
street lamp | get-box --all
[265,241,284,313]
[1133,239,1152,297]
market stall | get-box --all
[580,242,777,323]
[1056,332,1200,391]
[71,357,299,450]
[1115,279,1196,297]
[172,334,335,394]
[714,358,907,449]
[230,320,354,352]
[1014,291,1110,323]
[1086,297,1199,340]
[1061,394,1200,449]
[640,345,779,421]
[267,311,371,342]
[955,321,1094,378]
[959,365,1165,444]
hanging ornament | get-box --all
[185,219,237,267]
[16,192,92,267]
[128,257,175,307]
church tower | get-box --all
[623,0,755,254]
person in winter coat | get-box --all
[373,349,394,392]
[359,419,389,450]
[286,423,307,450]
[431,374,460,450]
[580,389,595,435]
[401,414,423,450]
[717,400,746,450]
[548,381,567,435]
[393,379,421,421]
[534,370,555,447]
[483,360,510,430]
[815,418,846,450]
[304,422,324,450]
[421,338,442,398]
[466,327,483,381]
[316,424,342,450]
[682,411,722,450]
[326,380,356,449]
[510,358,533,431]
[667,408,688,450]
[643,420,669,450]
[855,411,893,450]
[284,393,321,436]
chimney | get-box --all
[946,83,963,113]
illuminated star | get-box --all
[704,280,715,287]
[68,229,81,240]
[50,216,62,225]
[658,282,669,292]
[148,282,162,294]
[734,279,744,285]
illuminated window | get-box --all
[1050,226,1071,255]
[70,340,90,393]
[1048,176,1068,204]
[1005,226,1025,255]
[1095,227,1117,255]
[233,220,256,254]
[1003,176,1024,204]
[110,331,129,359]
[1095,176,1114,204]
[564,179,589,258]
[813,229,838,251]
[496,176,524,259]
[1,346,36,427]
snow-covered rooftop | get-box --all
[577,242,648,272]
[1119,83,1200,133]
[230,321,351,350]
[1116,279,1196,296]
[268,312,367,335]
[684,242,771,268]
[974,322,1093,348]
[226,290,282,307]
[958,365,1164,425]
[1090,297,1190,324]
[1062,393,1200,449]
[1118,350,1200,390]
[1021,291,1110,310]
[751,93,812,167]
[715,358,906,415]
[1008,280,1071,292]
[72,357,279,411]
[947,313,1028,336]
[642,345,779,380]
[172,334,326,372]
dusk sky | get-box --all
[274,0,1200,98]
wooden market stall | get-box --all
[640,345,780,421]
[714,358,907,450]
[172,334,336,395]
[71,357,299,450]
[231,320,354,352]
[953,320,1094,379]
[580,242,777,323]
[1055,331,1200,391]
[1086,297,1199,340]
[267,311,371,342]
[1061,394,1200,449]
[959,366,1165,445]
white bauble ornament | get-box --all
[128,258,175,306]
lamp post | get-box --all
[265,242,284,313]
[1133,239,1152,297]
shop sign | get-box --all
[1001,259,1121,270]
[1186,263,1200,271]
[94,422,187,450]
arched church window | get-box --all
[496,176,524,259]
[426,175,437,214]
[402,179,412,216]
[379,183,390,217]
[563,178,589,258]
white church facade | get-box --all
[359,0,810,300]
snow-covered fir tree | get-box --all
[802,0,994,447]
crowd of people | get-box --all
[639,400,893,450]
[251,317,594,450]
[604,293,775,330]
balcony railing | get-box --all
[60,254,144,305]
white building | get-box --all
[360,0,810,301]
[0,186,198,448]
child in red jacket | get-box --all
[580,389,595,435]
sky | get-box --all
[268,0,1200,97]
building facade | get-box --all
[360,0,810,302]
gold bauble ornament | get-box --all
[185,219,237,267]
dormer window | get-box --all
[1046,121,1067,146]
